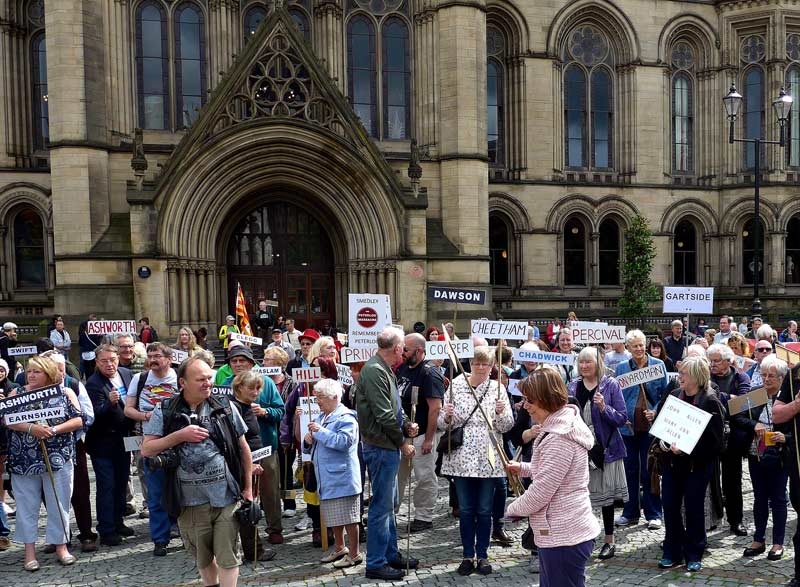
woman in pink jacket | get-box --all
[506,366,600,587]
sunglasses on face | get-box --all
[756,347,771,353]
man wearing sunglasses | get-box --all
[748,341,774,389]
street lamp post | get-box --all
[722,84,793,318]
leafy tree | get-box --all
[618,215,660,324]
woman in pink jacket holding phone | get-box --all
[505,366,600,587]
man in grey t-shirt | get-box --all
[143,357,252,587]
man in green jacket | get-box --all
[355,327,419,580]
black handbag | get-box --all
[435,381,491,454]
[302,461,317,492]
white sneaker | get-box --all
[294,517,309,531]
[614,515,638,527]
[2,502,13,516]
[282,509,296,518]
[647,519,662,530]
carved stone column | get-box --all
[167,262,179,323]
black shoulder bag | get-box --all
[435,379,491,454]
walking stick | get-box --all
[40,439,70,545]
[406,386,418,574]
[252,473,260,568]
[790,366,800,477]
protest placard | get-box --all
[124,436,144,452]
[211,386,233,397]
[650,394,712,454]
[299,396,320,462]
[340,346,378,364]
[662,287,714,314]
[292,367,321,384]
[727,387,769,416]
[230,332,263,346]
[507,379,522,398]
[616,363,666,389]
[470,320,528,340]
[87,320,137,336]
[734,355,757,372]
[8,346,37,357]
[251,446,273,461]
[570,323,626,344]
[428,287,486,305]
[336,364,354,386]
[512,348,575,366]
[336,332,348,345]
[777,343,800,365]
[0,384,61,415]
[5,406,64,425]
[348,294,392,349]
[171,350,189,364]
[264,300,279,307]
[426,340,475,360]
[254,366,282,376]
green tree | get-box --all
[618,215,660,324]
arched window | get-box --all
[564,217,587,286]
[743,67,765,169]
[786,66,800,168]
[487,59,503,165]
[289,8,311,41]
[382,18,409,140]
[244,6,267,39]
[672,73,693,173]
[787,215,800,284]
[742,217,765,285]
[174,3,206,129]
[31,32,48,150]
[564,65,586,168]
[13,209,46,289]
[136,1,169,129]
[591,68,613,168]
[598,218,620,286]
[673,219,697,285]
[347,16,377,136]
[489,215,510,286]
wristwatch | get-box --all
[50,426,58,436]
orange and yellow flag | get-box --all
[235,282,253,337]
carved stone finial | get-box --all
[130,127,148,192]
[408,138,423,197]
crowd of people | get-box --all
[0,311,799,586]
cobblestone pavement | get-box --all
[0,471,795,586]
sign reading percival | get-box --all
[616,363,667,389]
[87,320,137,336]
[230,332,263,346]
[426,340,475,360]
[649,394,712,455]
[662,287,714,314]
[348,294,392,349]
[470,320,528,341]
[570,322,625,344]
[512,348,575,366]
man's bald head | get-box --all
[404,332,426,350]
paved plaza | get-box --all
[0,472,794,587]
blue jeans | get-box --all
[539,539,594,587]
[662,462,712,564]
[363,443,400,570]
[622,433,662,521]
[492,477,507,528]
[748,455,789,545]
[0,497,9,537]
[453,476,495,559]
[144,464,174,544]
[91,451,131,536]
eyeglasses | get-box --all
[147,354,166,359]
[118,344,134,349]
[756,347,772,353]
[300,342,312,347]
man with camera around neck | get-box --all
[142,356,252,587]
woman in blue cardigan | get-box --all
[303,378,362,568]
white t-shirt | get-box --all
[131,369,178,413]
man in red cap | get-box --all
[287,328,319,372]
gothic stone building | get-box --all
[1,0,800,337]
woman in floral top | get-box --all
[438,346,513,576]
[5,355,85,572]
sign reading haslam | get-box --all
[428,287,486,305]
[470,320,528,341]
[87,320,137,336]
[348,294,392,349]
[340,346,378,364]
[570,324,626,344]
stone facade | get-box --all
[1,0,800,337]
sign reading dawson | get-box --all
[428,287,486,305]
[470,320,528,341]
[512,348,575,366]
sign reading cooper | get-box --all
[428,287,486,305]
[87,320,137,336]
[348,293,391,349]
[616,363,666,389]
[470,320,528,341]
[425,340,475,360]
[662,286,714,314]
[0,385,62,415]
[512,348,575,366]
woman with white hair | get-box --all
[732,355,789,560]
[613,329,669,528]
[303,378,362,568]
[655,356,725,572]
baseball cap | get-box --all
[228,344,255,363]
[272,328,283,334]
[226,315,235,321]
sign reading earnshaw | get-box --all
[428,287,486,305]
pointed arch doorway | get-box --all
[226,200,336,331]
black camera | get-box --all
[147,412,193,471]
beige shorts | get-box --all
[179,502,241,569]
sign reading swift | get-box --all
[470,320,528,340]
[662,287,714,314]
[428,287,486,305]
[87,320,137,336]
[8,346,37,357]
[512,348,575,366]
[616,363,667,389]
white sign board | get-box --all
[8,346,37,357]
[5,406,64,425]
[292,367,322,384]
[336,332,348,345]
[254,366,282,376]
[124,436,143,452]
[425,340,475,360]
[336,364,354,386]
[340,346,378,364]
[230,332,263,346]
[87,320,137,336]
[512,348,575,366]
[507,379,523,397]
[251,446,273,461]
[470,320,529,341]
[662,287,714,314]
[171,350,189,364]
[734,355,757,372]
[348,294,392,349]
[650,394,712,455]
[211,386,233,397]
[616,363,667,389]
[299,396,320,462]
[570,324,626,344]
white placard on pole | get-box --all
[512,348,575,366]
[299,396,320,462]
[251,446,273,461]
[4,406,64,425]
[171,349,189,364]
[254,366,283,376]
[470,320,529,341]
[425,340,475,360]
[8,346,37,357]
[662,287,714,314]
[124,436,144,452]
[336,364,354,386]
[230,332,263,346]
[649,394,712,455]
[348,294,392,349]
[211,386,233,397]
[340,346,378,364]
[616,363,667,389]
[570,323,626,344]
[292,367,322,384]
[87,320,137,336]
[507,379,523,398]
